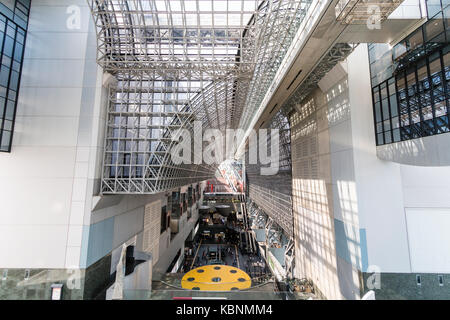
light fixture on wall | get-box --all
[438,275,444,287]
[50,284,64,300]
[416,275,422,286]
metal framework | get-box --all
[245,108,293,235]
[248,200,294,278]
[238,0,312,131]
[248,183,293,235]
[371,3,450,146]
[245,42,354,238]
[269,109,292,171]
[283,43,355,114]
[88,0,313,194]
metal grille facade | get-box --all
[245,109,293,236]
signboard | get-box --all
[51,284,63,300]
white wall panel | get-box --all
[16,87,82,118]
[65,246,82,268]
[0,2,101,268]
[24,32,88,60]
[0,146,76,178]
[21,59,86,88]
[0,177,73,226]
[13,116,79,147]
[401,166,450,208]
[406,208,450,273]
[113,207,145,249]
[329,120,354,153]
[0,225,68,269]
[348,45,410,273]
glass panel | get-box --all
[401,113,410,127]
[423,119,435,135]
[374,102,382,122]
[401,126,410,140]
[377,133,384,145]
[429,54,442,76]
[376,122,383,133]
[384,131,392,144]
[422,105,434,120]
[417,62,428,89]
[393,41,407,60]
[445,5,450,32]
[397,73,406,98]
[388,78,396,95]
[435,99,447,116]
[444,51,450,76]
[373,88,380,103]
[382,98,390,120]
[406,69,417,98]
[425,12,445,42]
[392,116,400,129]
[436,115,450,132]
[393,128,401,142]
[408,28,424,51]
[390,95,398,116]
[0,130,11,149]
[383,119,391,131]
[411,109,421,123]
[427,0,442,19]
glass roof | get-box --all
[91,0,266,79]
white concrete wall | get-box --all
[347,45,450,275]
[405,208,450,273]
[0,1,175,272]
[377,133,450,166]
[153,207,199,274]
[348,45,410,273]
[0,1,104,269]
[82,193,165,269]
[292,43,450,299]
[86,182,204,273]
[291,60,362,300]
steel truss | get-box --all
[269,109,292,172]
[245,108,293,235]
[245,43,354,249]
[238,0,312,131]
[283,43,356,114]
[248,200,294,278]
[88,0,312,194]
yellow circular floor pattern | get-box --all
[181,265,252,291]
